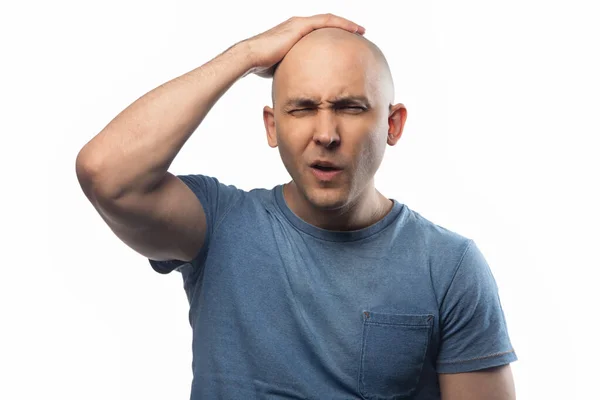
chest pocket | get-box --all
[358,311,434,400]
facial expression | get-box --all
[264,29,405,212]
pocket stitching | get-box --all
[358,316,370,399]
[358,313,433,400]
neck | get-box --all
[283,181,393,231]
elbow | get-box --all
[75,148,100,198]
[75,148,122,201]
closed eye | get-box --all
[287,106,366,115]
[288,108,316,115]
[337,106,366,113]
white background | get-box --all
[2,0,598,399]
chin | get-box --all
[303,184,350,210]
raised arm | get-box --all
[75,14,365,263]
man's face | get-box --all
[264,29,400,211]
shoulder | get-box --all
[400,205,476,295]
[402,205,472,258]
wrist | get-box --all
[226,40,257,77]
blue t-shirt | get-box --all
[149,174,517,400]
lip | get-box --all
[310,160,341,169]
[310,166,343,181]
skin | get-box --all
[79,13,515,396]
[263,27,517,399]
[263,28,407,231]
[438,364,516,400]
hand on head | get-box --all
[243,14,366,79]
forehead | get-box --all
[275,41,383,103]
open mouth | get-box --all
[312,165,339,171]
[310,164,343,181]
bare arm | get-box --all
[439,365,516,400]
[75,14,365,263]
[76,43,254,262]
[76,43,253,201]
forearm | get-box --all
[76,41,254,199]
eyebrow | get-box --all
[283,95,371,109]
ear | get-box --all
[263,105,278,148]
[387,103,407,146]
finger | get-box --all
[312,13,365,35]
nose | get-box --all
[313,110,340,148]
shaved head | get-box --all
[262,26,407,223]
[271,28,395,107]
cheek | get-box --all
[355,130,387,172]
[275,132,305,176]
[276,122,310,156]
[277,137,293,164]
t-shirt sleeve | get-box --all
[436,239,518,373]
[148,174,243,274]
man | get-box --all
[76,14,517,399]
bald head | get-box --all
[271,28,395,107]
